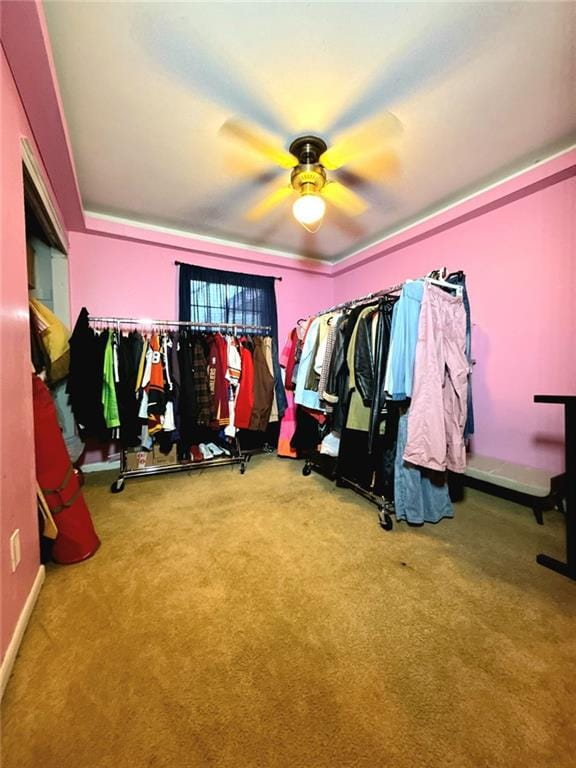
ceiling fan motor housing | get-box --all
[289,135,328,195]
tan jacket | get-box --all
[29,298,70,384]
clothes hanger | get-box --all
[425,275,463,297]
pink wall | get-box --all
[0,49,43,660]
[69,223,334,466]
[69,221,334,345]
[333,155,576,473]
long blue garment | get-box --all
[394,412,453,524]
[385,281,424,400]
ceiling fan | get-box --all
[220,116,402,233]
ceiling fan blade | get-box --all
[135,13,284,135]
[221,118,296,170]
[344,149,401,183]
[327,6,509,134]
[245,185,293,221]
[320,114,402,171]
[323,181,369,217]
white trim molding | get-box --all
[332,142,576,266]
[84,211,309,263]
[1,565,46,700]
[21,138,69,253]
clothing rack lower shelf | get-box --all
[110,448,250,493]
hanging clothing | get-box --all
[395,411,453,524]
[263,336,279,423]
[403,283,468,474]
[235,345,255,430]
[102,331,120,429]
[364,297,397,453]
[146,333,165,436]
[249,337,275,431]
[67,308,109,441]
[277,389,297,458]
[116,331,144,447]
[384,280,424,400]
[294,317,322,410]
[346,305,376,431]
[208,334,230,428]
[318,316,339,404]
[29,298,70,384]
[192,336,211,426]
[224,336,242,437]
[290,406,325,455]
[447,272,474,438]
[281,328,298,391]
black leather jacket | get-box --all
[353,298,397,452]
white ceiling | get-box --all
[44,1,576,262]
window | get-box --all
[178,264,278,336]
[189,281,268,329]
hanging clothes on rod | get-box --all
[285,269,473,530]
[67,309,277,492]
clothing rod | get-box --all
[314,270,462,317]
[315,283,404,316]
[88,315,271,331]
[174,260,282,281]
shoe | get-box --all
[190,445,204,462]
[206,442,225,457]
[198,443,214,460]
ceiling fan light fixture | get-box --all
[292,192,326,232]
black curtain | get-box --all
[179,264,277,337]
[178,263,287,417]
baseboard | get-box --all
[1,565,46,700]
[82,459,120,473]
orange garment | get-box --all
[147,333,165,435]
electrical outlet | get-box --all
[10,529,21,572]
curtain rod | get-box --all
[174,260,282,281]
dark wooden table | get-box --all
[534,395,576,581]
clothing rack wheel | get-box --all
[377,509,394,531]
[336,475,393,531]
[111,476,125,494]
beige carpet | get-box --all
[2,455,575,768]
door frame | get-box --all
[21,137,69,255]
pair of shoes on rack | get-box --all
[198,442,230,460]
[190,445,203,462]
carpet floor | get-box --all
[2,455,575,768]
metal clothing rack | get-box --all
[301,270,464,531]
[312,283,404,317]
[311,267,462,319]
[89,316,271,333]
[87,315,272,492]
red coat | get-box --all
[234,346,255,429]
